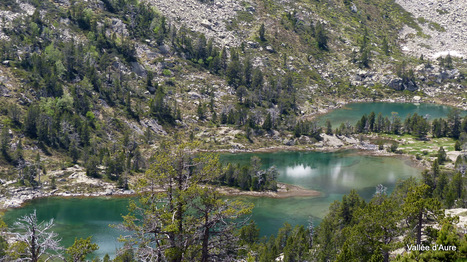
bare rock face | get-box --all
[386,77,417,91]
[109,18,129,37]
[141,118,167,135]
[396,0,467,59]
[148,0,252,47]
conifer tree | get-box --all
[66,236,99,262]
[325,120,333,135]
[381,37,389,56]
[1,121,10,160]
[120,143,252,261]
[259,23,266,41]
[315,22,328,50]
[402,184,442,245]
[262,113,272,131]
[438,146,447,164]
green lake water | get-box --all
[318,102,464,127]
[3,150,420,258]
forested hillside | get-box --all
[0,0,467,260]
[0,0,465,180]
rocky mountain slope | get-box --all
[396,0,467,59]
[0,0,465,187]
[150,0,252,47]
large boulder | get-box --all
[131,62,146,76]
[141,118,167,135]
[386,77,417,91]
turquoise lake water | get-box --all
[318,102,464,127]
[3,150,420,258]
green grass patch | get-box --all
[378,134,456,157]
[436,9,449,15]
[237,11,255,23]
[416,31,431,39]
[418,43,432,49]
[417,17,427,24]
[428,22,446,32]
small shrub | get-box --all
[387,143,398,153]
[163,69,171,76]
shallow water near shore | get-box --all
[3,150,421,258]
[318,102,465,127]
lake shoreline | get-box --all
[2,99,454,211]
[206,136,428,169]
[308,96,467,122]
[0,187,137,211]
[0,181,321,212]
[1,135,425,211]
[216,183,322,199]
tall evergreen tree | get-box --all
[368,111,375,132]
[1,121,10,160]
[120,143,252,261]
[262,113,272,131]
[325,120,333,135]
[402,184,442,245]
[259,23,266,41]
[447,108,461,139]
[315,22,328,50]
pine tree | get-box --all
[66,236,99,262]
[445,54,453,69]
[402,184,442,245]
[144,126,152,145]
[376,112,384,133]
[236,85,248,104]
[120,143,252,261]
[392,114,402,135]
[381,37,389,56]
[69,141,79,164]
[226,60,244,89]
[259,23,266,41]
[244,58,253,88]
[315,22,328,50]
[1,121,10,160]
[85,155,100,178]
[432,119,442,138]
[325,120,333,135]
[8,103,21,126]
[252,68,264,90]
[220,47,228,72]
[196,34,207,60]
[359,27,370,68]
[14,138,23,164]
[437,146,447,164]
[309,20,315,37]
[447,108,461,139]
[197,102,206,120]
[24,104,39,138]
[368,112,375,132]
[262,113,272,131]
